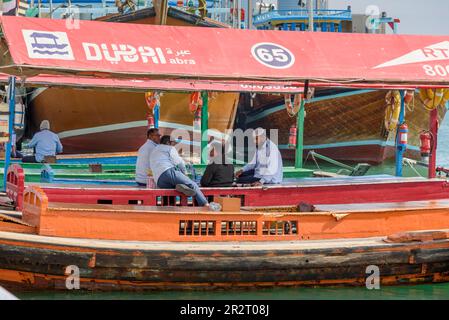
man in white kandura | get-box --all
[235,127,283,186]
[135,128,161,186]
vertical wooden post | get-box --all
[429,108,438,179]
[201,91,209,165]
[395,90,405,177]
[3,76,15,192]
[295,99,305,169]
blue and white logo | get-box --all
[22,30,74,60]
[251,42,295,69]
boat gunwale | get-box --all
[0,229,435,252]
[25,176,449,191]
[43,199,449,215]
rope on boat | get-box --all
[402,157,424,178]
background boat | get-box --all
[242,89,448,164]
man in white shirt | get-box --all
[235,127,283,186]
[135,128,161,186]
[150,135,208,206]
[22,120,63,163]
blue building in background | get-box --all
[253,0,353,32]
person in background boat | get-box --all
[135,128,161,186]
[22,120,63,163]
[235,127,283,186]
[150,135,209,206]
[200,141,234,187]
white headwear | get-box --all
[252,127,266,138]
[40,120,50,130]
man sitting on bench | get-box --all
[150,135,209,207]
[200,141,234,188]
[235,127,283,186]
[22,120,63,163]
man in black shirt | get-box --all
[200,142,234,187]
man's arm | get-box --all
[242,150,257,172]
[27,134,38,148]
[55,136,63,154]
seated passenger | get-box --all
[235,127,283,186]
[22,120,63,163]
[150,135,209,206]
[200,142,234,187]
[135,128,161,186]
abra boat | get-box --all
[1,186,449,290]
[1,15,449,291]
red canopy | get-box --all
[0,73,305,93]
[1,16,449,88]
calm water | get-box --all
[13,282,449,300]
[9,120,449,300]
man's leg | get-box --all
[237,169,260,184]
[156,168,177,188]
[172,171,208,206]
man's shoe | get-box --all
[209,202,222,212]
[176,184,196,196]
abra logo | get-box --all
[374,41,449,69]
[251,42,295,69]
[22,30,74,60]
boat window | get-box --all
[97,199,113,204]
[221,221,257,235]
[128,200,143,205]
[179,220,215,236]
[262,221,298,235]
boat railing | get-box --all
[21,186,302,241]
[253,9,352,26]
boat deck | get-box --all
[0,230,412,251]
[315,199,449,213]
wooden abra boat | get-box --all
[1,186,449,290]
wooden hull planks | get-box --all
[1,231,449,290]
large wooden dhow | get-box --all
[243,89,448,164]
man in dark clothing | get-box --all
[200,142,234,187]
